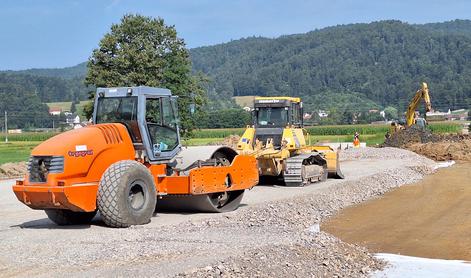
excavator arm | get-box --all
[405,82,432,127]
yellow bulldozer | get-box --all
[236,97,344,186]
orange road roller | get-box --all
[12,86,259,227]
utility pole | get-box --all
[4,111,8,143]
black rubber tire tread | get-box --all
[45,209,97,226]
[98,160,157,228]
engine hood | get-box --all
[29,124,135,183]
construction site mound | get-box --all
[408,140,471,161]
[221,135,241,149]
[383,127,471,161]
[383,126,436,147]
[0,162,27,179]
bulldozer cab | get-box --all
[252,97,303,148]
[254,97,303,128]
[93,86,181,162]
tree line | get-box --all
[2,19,471,129]
[190,20,471,119]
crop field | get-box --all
[191,122,463,140]
[0,132,58,142]
[0,141,40,164]
[0,122,464,164]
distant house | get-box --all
[427,109,469,121]
[303,113,312,120]
[49,107,62,116]
[448,109,468,121]
[8,129,22,134]
[66,114,80,126]
[318,110,329,118]
[426,110,449,121]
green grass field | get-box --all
[0,142,40,164]
[183,134,386,147]
[0,122,464,164]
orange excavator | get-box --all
[12,87,258,227]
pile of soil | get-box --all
[222,135,240,149]
[384,126,437,147]
[408,140,471,161]
[0,162,27,179]
[384,127,471,161]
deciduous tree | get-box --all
[85,14,206,136]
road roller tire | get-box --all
[98,160,157,228]
[45,209,97,226]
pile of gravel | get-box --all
[340,146,435,164]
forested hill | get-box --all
[0,73,89,103]
[2,19,471,115]
[4,62,87,79]
[190,20,471,113]
[418,19,471,37]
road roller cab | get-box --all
[13,86,259,227]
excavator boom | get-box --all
[405,82,431,127]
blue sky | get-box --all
[0,0,469,70]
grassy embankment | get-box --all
[0,122,464,164]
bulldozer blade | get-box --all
[328,157,345,179]
[328,169,345,179]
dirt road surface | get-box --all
[323,162,471,261]
[0,148,435,277]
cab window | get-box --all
[95,96,141,142]
[256,107,288,127]
[145,97,179,155]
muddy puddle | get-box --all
[322,163,471,261]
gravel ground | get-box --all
[0,147,436,277]
[340,146,434,162]
[175,148,435,277]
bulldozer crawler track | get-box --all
[283,153,327,187]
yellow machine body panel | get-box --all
[237,96,344,185]
[255,96,301,103]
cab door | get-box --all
[140,95,181,162]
